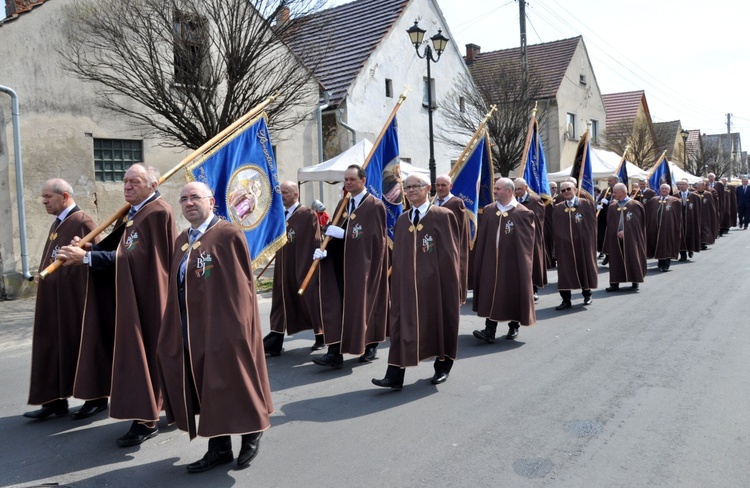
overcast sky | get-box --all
[330,0,750,148]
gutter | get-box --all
[336,108,357,146]
[316,91,331,200]
[0,85,33,281]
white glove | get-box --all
[600,198,609,205]
[313,249,327,260]
[325,225,345,239]
[596,204,603,211]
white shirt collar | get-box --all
[285,202,300,220]
[496,197,519,213]
[437,193,453,205]
[190,214,214,236]
[57,202,77,222]
[132,192,157,213]
[350,190,368,209]
[412,200,430,218]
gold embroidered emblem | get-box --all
[126,220,134,227]
[49,232,58,241]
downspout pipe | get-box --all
[336,108,357,146]
[317,91,331,201]
[0,85,33,281]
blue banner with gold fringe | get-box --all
[186,114,286,269]
[364,116,402,242]
[452,132,494,243]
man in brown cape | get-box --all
[544,181,558,268]
[646,184,681,272]
[551,181,597,310]
[434,174,469,303]
[372,174,460,390]
[24,179,102,420]
[633,179,656,205]
[675,179,702,261]
[59,163,175,447]
[695,181,717,249]
[514,177,547,301]
[722,177,737,229]
[596,175,619,265]
[472,178,536,342]
[708,173,728,236]
[158,182,273,473]
[604,183,647,291]
[312,164,389,368]
[264,181,325,355]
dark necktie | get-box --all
[179,229,200,283]
[53,217,62,230]
[438,198,444,206]
[413,208,420,226]
[349,198,356,215]
[128,207,137,220]
[284,209,289,220]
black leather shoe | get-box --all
[72,400,108,421]
[359,346,377,363]
[116,423,158,447]
[688,252,694,258]
[555,301,572,310]
[605,285,620,292]
[187,449,233,473]
[310,335,325,351]
[23,401,68,420]
[371,377,403,390]
[678,257,687,262]
[431,372,449,385]
[601,256,609,265]
[237,432,262,469]
[263,332,283,356]
[312,353,344,369]
[701,244,708,250]
[533,292,539,302]
[472,329,495,343]
[506,327,519,340]
[583,296,593,305]
[631,283,639,291]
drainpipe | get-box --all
[316,91,331,201]
[336,108,357,146]
[0,85,33,281]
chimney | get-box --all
[276,4,290,27]
[465,43,481,65]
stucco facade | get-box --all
[0,0,318,297]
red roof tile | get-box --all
[287,0,409,107]
[1,0,50,25]
[466,36,582,101]
[601,90,646,127]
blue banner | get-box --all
[452,132,494,242]
[648,155,672,192]
[186,114,286,269]
[364,116,402,242]
[522,120,551,203]
[616,156,629,188]
[570,132,594,201]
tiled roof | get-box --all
[602,90,646,127]
[1,0,49,26]
[286,0,409,107]
[466,36,582,101]
[653,120,681,159]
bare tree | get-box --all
[694,137,732,178]
[602,117,668,169]
[437,62,546,177]
[58,0,327,149]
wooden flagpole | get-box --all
[515,102,539,179]
[297,90,409,295]
[40,91,281,279]
[447,105,497,180]
[576,128,591,199]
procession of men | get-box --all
[21,161,747,476]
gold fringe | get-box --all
[252,232,287,271]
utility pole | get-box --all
[726,113,733,179]
[519,0,527,82]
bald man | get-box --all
[24,179,101,420]
[604,183,646,291]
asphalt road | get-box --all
[1,229,749,487]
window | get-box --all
[94,139,143,182]
[566,113,577,139]
[459,97,466,113]
[579,74,587,85]
[385,78,393,98]
[173,10,209,86]
[422,77,437,109]
[591,119,599,144]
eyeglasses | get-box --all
[179,195,211,204]
[404,184,425,191]
[560,187,573,193]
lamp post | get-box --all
[680,129,689,172]
[407,20,449,195]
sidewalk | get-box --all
[0,297,35,352]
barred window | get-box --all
[93,139,143,182]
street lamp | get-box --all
[407,20,450,195]
[680,129,689,170]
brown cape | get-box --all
[696,191,717,245]
[646,196,682,260]
[472,202,536,326]
[726,184,737,227]
[28,209,97,405]
[605,199,647,284]
[388,206,460,367]
[319,193,389,355]
[441,196,469,303]
[676,192,702,253]
[108,197,175,422]
[520,193,548,287]
[269,205,323,335]
[158,219,273,438]
[552,198,598,291]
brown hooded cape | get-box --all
[605,199,647,284]
[552,197,598,291]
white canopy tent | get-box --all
[297,139,429,184]
[668,161,702,184]
[548,147,648,183]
